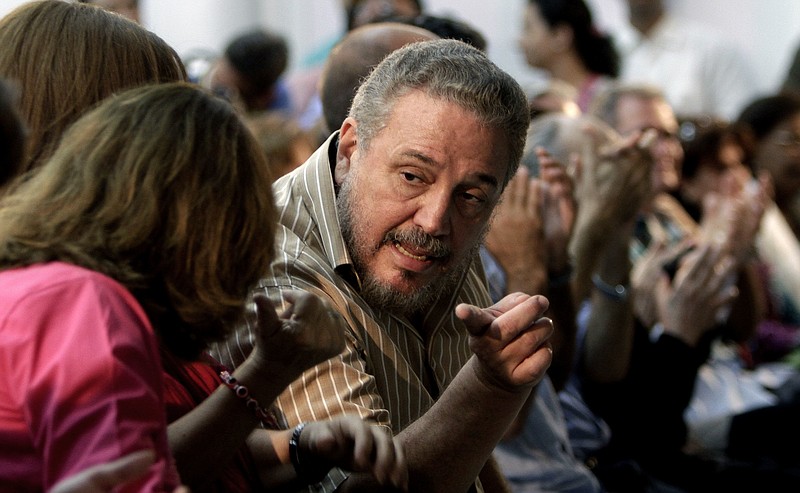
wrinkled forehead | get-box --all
[616,95,677,135]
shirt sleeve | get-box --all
[4,273,178,492]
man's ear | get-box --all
[335,117,358,186]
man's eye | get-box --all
[461,191,485,203]
[401,172,421,182]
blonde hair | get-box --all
[0,83,276,359]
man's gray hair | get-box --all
[348,38,530,187]
[589,82,667,130]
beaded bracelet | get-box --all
[216,367,279,428]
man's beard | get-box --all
[337,174,484,318]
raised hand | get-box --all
[654,243,739,347]
[455,293,553,391]
[249,291,347,389]
[572,124,653,231]
[484,166,548,294]
[700,171,770,265]
[538,148,576,275]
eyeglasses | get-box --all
[771,130,800,148]
[638,126,679,143]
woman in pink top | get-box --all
[0,82,408,493]
[0,81,279,491]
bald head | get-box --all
[522,112,617,174]
[320,22,438,134]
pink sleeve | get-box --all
[7,273,179,492]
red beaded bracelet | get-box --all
[216,366,279,428]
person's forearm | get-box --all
[167,359,292,489]
[337,356,532,493]
[397,356,531,492]
[569,214,607,302]
[582,231,634,384]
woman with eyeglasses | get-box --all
[737,92,800,240]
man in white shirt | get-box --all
[615,0,759,121]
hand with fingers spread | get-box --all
[484,166,548,295]
[570,124,652,300]
[168,291,347,490]
[456,293,554,392]
[631,239,693,328]
[248,291,347,389]
[573,126,653,232]
[699,171,770,265]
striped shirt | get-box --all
[213,134,492,491]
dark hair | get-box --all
[736,92,800,142]
[381,13,487,51]
[0,83,277,360]
[224,29,288,97]
[346,0,424,31]
[679,118,751,179]
[531,0,619,77]
[0,79,25,189]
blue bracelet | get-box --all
[591,273,629,302]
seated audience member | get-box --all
[215,39,554,492]
[0,0,185,178]
[585,83,800,491]
[672,119,800,465]
[318,21,438,135]
[614,0,758,121]
[519,0,619,112]
[0,82,407,493]
[736,94,800,366]
[204,28,292,115]
[675,119,798,363]
[487,112,655,493]
[736,93,800,240]
[245,111,317,179]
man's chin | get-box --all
[360,276,436,316]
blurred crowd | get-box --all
[2,0,800,492]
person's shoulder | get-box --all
[0,262,124,300]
